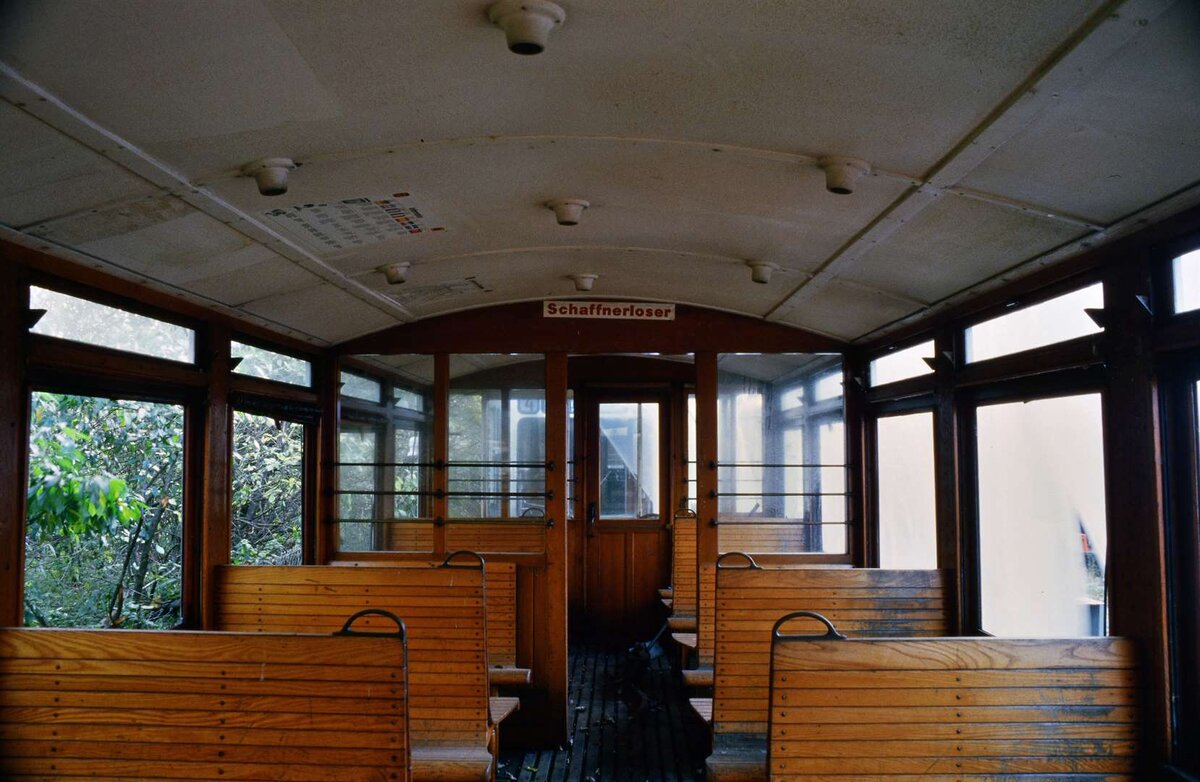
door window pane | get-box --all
[977,394,1107,637]
[599,402,660,519]
[876,412,937,569]
[231,412,303,565]
[25,393,184,628]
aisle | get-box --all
[498,640,709,781]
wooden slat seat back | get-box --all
[768,618,1140,780]
[214,561,490,758]
[713,558,953,736]
[671,513,698,618]
[333,558,518,670]
[0,624,410,782]
[698,562,716,667]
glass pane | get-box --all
[871,340,935,386]
[1174,247,1200,314]
[394,387,424,412]
[340,371,382,403]
[231,341,311,387]
[686,393,697,513]
[448,356,545,519]
[977,394,1107,637]
[25,393,184,628]
[231,412,303,565]
[338,426,378,551]
[876,412,937,569]
[394,425,424,519]
[966,283,1103,363]
[30,286,195,364]
[599,402,660,519]
[818,420,847,554]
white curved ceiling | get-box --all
[1,0,1198,345]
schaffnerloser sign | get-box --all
[543,301,675,321]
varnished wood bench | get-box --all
[215,552,505,782]
[336,557,531,688]
[0,612,411,781]
[702,553,954,781]
[768,611,1140,780]
[665,512,698,631]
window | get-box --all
[599,402,660,519]
[231,411,304,565]
[876,412,937,568]
[870,340,934,386]
[30,286,195,363]
[231,341,311,387]
[337,425,380,552]
[341,371,382,403]
[1173,247,1200,314]
[25,392,184,629]
[976,394,1107,637]
[966,283,1103,363]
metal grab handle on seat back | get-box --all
[772,610,847,641]
[716,551,761,569]
[335,608,407,641]
[441,550,485,569]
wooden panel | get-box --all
[712,567,952,736]
[0,626,409,782]
[446,522,546,555]
[670,516,698,617]
[383,523,436,554]
[768,636,1139,780]
[0,262,26,626]
[718,522,821,555]
[698,563,716,667]
[585,527,669,640]
[214,564,488,751]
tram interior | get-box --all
[1,2,1200,781]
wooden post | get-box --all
[432,353,449,556]
[0,262,28,626]
[543,351,569,744]
[842,352,868,565]
[933,326,964,634]
[695,352,718,591]
[315,354,340,563]
[196,325,232,629]
[1102,256,1171,767]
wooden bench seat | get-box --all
[706,554,953,782]
[667,614,698,632]
[0,617,411,782]
[768,613,1140,780]
[681,666,713,687]
[216,555,501,782]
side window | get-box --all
[231,411,305,564]
[25,393,184,628]
[876,411,937,569]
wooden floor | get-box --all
[499,640,709,781]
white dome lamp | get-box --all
[547,198,589,226]
[818,156,871,195]
[569,273,598,292]
[488,0,567,55]
[241,157,297,196]
[379,262,411,285]
[747,260,779,284]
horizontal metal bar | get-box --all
[330,517,550,526]
[712,491,849,497]
[713,519,849,526]
[713,462,852,469]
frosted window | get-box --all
[977,394,1107,637]
[871,341,934,386]
[876,412,937,569]
[231,341,311,387]
[30,286,194,363]
[966,283,1103,363]
[1174,247,1200,314]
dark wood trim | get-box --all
[695,352,719,572]
[0,264,29,626]
[196,325,232,630]
[337,302,845,355]
[843,353,868,566]
[228,374,320,405]
[316,355,340,563]
[432,353,450,556]
[954,334,1102,388]
[865,373,937,404]
[934,327,965,634]
[1102,255,1173,769]
[28,335,209,390]
[542,351,570,745]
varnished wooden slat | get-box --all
[771,637,1137,671]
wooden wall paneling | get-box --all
[1102,256,1171,769]
[0,263,28,626]
[195,325,232,630]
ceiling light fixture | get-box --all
[488,0,566,55]
[746,260,779,284]
[380,262,411,285]
[241,157,296,196]
[569,273,598,292]
[818,156,871,195]
[547,198,589,226]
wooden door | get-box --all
[576,389,671,642]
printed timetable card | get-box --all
[263,194,443,253]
